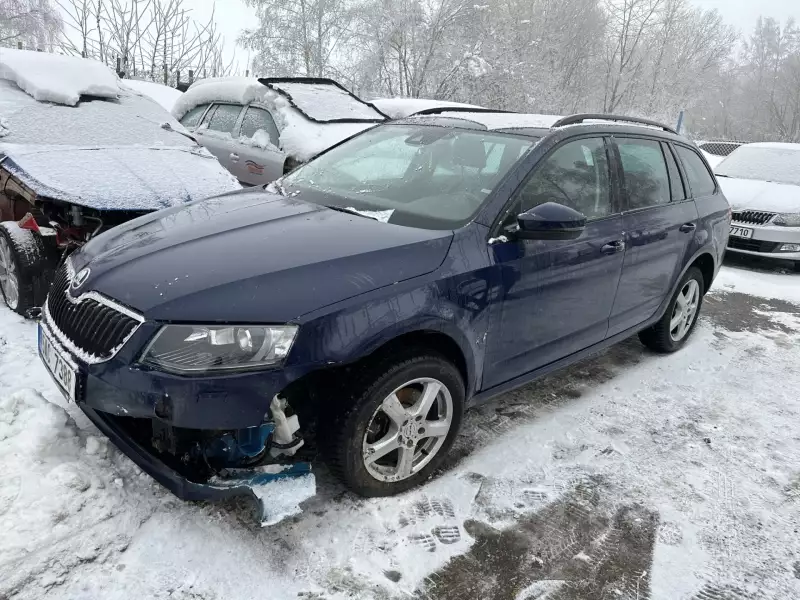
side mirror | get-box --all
[516,201,586,240]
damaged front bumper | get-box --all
[39,318,317,525]
[79,402,316,525]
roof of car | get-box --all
[744,142,800,151]
[396,109,686,141]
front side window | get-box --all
[205,104,243,134]
[180,104,209,129]
[617,138,671,209]
[239,106,280,146]
[676,145,717,196]
[282,124,535,230]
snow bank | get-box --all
[0,48,119,106]
[371,97,483,119]
[173,77,378,161]
[121,79,182,112]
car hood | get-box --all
[717,177,800,213]
[0,143,241,211]
[75,189,453,322]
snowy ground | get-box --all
[2,257,800,600]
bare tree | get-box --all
[0,0,62,49]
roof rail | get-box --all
[409,106,516,117]
[551,113,678,135]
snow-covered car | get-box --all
[172,77,389,186]
[370,97,484,119]
[715,142,800,269]
[0,49,241,316]
[121,78,183,112]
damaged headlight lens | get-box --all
[772,213,800,227]
[140,325,298,374]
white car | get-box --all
[715,142,800,269]
[173,77,389,185]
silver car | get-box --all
[715,143,800,269]
[173,77,388,186]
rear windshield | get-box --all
[715,145,800,186]
[282,124,535,230]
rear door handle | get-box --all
[601,240,625,254]
[679,222,696,233]
[229,153,240,162]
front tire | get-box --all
[326,352,465,497]
[0,222,53,315]
[639,266,705,353]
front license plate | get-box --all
[730,225,753,239]
[39,325,78,402]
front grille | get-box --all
[731,210,775,225]
[45,261,142,362]
[727,238,781,253]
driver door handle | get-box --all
[229,152,240,162]
[601,240,625,254]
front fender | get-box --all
[290,278,488,398]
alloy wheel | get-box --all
[0,236,19,310]
[361,377,453,483]
[669,279,700,342]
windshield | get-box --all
[282,124,535,230]
[0,80,194,148]
[715,145,800,186]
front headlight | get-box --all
[140,324,298,374]
[772,213,800,227]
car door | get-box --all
[231,105,286,185]
[607,137,699,336]
[483,136,627,389]
[194,103,245,172]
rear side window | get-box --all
[180,104,209,129]
[617,138,670,209]
[239,107,280,146]
[662,143,686,201]
[675,146,716,197]
[206,104,243,134]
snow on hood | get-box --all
[1,143,241,211]
[173,77,377,161]
[0,48,120,106]
[371,97,483,119]
[718,177,800,213]
[121,79,182,112]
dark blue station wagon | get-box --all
[38,111,731,508]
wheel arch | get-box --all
[691,252,715,293]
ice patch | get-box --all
[0,48,120,106]
[344,207,394,223]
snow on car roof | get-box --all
[173,77,378,161]
[262,79,387,122]
[121,78,183,112]
[371,97,484,119]
[0,48,120,106]
[410,110,562,131]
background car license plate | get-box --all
[730,225,753,239]
[39,326,77,402]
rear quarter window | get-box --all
[675,145,716,197]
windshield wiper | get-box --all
[160,121,198,144]
[324,205,379,221]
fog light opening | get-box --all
[778,243,800,253]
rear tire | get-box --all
[639,267,705,353]
[0,222,55,316]
[325,350,464,497]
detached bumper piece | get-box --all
[79,396,315,526]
